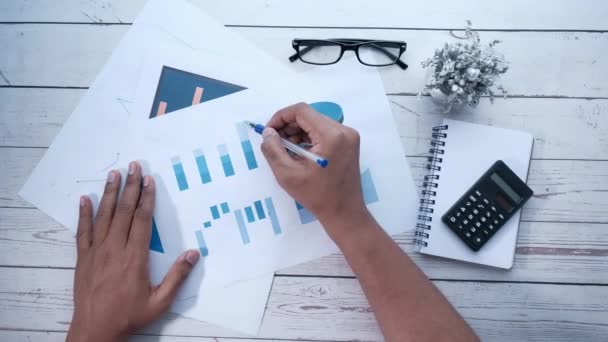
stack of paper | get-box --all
[19,0,418,335]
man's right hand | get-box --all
[260,103,369,239]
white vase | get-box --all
[428,87,463,113]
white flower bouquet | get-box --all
[420,21,508,112]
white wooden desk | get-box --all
[1,1,607,340]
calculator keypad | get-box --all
[444,190,509,251]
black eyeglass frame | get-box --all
[289,38,408,70]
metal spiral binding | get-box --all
[414,124,448,248]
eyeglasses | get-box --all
[289,38,408,70]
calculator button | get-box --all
[494,220,499,225]
[483,198,489,204]
[460,207,466,212]
[470,227,476,233]
[469,195,477,202]
[463,219,469,225]
[498,214,505,220]
[475,237,482,244]
[449,216,456,222]
[477,204,485,209]
[485,212,491,218]
[475,222,481,228]
[455,212,461,217]
[483,230,489,235]
[468,214,474,220]
[458,225,464,230]
[473,209,479,215]
[480,217,486,222]
[491,206,497,212]
[475,190,482,196]
[489,224,494,230]
[465,232,471,238]
[465,201,472,207]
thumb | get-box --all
[150,250,199,312]
[261,127,297,173]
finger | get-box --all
[150,250,200,313]
[109,161,142,245]
[260,127,298,175]
[128,175,155,252]
[267,102,336,138]
[76,195,93,256]
[93,170,121,246]
[281,122,305,137]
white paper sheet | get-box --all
[123,57,419,297]
[18,0,289,335]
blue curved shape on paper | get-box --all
[310,101,344,123]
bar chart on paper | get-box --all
[170,123,260,191]
[193,197,283,256]
[149,66,246,118]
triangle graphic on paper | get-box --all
[149,217,164,253]
[149,66,247,118]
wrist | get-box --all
[319,206,376,245]
[67,318,128,342]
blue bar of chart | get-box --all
[234,209,251,244]
[244,206,255,223]
[296,168,379,224]
[220,202,230,214]
[149,218,164,253]
[264,197,283,235]
[254,200,266,219]
[193,149,212,184]
[171,156,189,191]
[195,230,209,257]
[217,144,235,177]
[210,205,220,220]
[237,123,259,170]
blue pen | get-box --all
[244,121,329,168]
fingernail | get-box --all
[262,127,276,138]
[107,170,116,183]
[128,161,137,175]
[143,175,151,187]
[184,250,200,265]
[80,195,87,207]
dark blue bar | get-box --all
[244,206,255,223]
[210,205,220,220]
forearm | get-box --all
[323,211,478,342]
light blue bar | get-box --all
[244,206,255,223]
[361,168,379,204]
[217,144,235,177]
[234,209,250,244]
[195,230,209,257]
[171,156,189,191]
[254,200,265,220]
[297,205,317,224]
[210,205,220,220]
[264,197,282,235]
[241,140,258,170]
[236,122,250,141]
[203,221,212,228]
[193,149,211,184]
[220,202,230,214]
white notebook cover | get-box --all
[418,119,533,269]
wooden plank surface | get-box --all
[3,148,607,222]
[0,331,299,342]
[3,25,608,98]
[0,268,606,341]
[2,0,607,31]
[2,0,607,340]
[2,88,607,159]
[2,207,607,284]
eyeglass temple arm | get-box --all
[367,43,408,70]
[289,45,315,62]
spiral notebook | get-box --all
[414,119,533,269]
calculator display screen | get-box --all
[491,172,522,205]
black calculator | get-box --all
[441,160,533,252]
